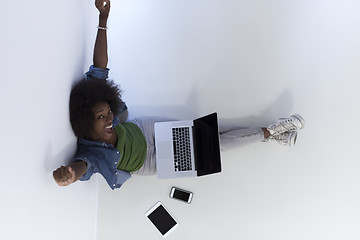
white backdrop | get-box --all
[1,0,360,240]
[0,1,98,239]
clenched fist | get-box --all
[53,166,76,186]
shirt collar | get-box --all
[78,138,113,148]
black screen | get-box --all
[193,112,221,176]
[173,189,190,201]
[147,205,177,235]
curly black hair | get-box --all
[69,77,123,138]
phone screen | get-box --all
[173,189,191,202]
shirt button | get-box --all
[115,172,118,175]
[113,184,116,187]
[117,151,119,154]
[115,162,117,165]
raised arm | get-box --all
[93,0,111,69]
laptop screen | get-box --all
[193,113,222,176]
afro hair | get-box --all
[69,77,123,138]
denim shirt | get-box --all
[73,65,130,190]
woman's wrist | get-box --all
[98,15,108,28]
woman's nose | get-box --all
[106,113,113,123]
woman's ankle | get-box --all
[262,128,271,139]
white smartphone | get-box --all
[145,202,179,238]
[169,187,193,204]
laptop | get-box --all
[154,113,222,179]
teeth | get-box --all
[106,125,112,129]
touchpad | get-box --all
[156,142,173,159]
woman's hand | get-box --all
[95,0,110,20]
[53,166,76,186]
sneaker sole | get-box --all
[290,114,305,130]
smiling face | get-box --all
[89,101,114,143]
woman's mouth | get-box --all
[105,124,113,134]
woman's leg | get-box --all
[219,113,305,149]
[219,123,268,151]
[130,114,305,174]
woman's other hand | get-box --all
[95,0,110,19]
[53,166,76,186]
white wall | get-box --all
[97,0,360,240]
[0,1,99,239]
[2,0,360,240]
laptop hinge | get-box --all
[192,125,199,171]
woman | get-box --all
[53,0,305,190]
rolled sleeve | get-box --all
[115,170,132,188]
[74,157,94,181]
[85,65,109,80]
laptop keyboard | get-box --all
[172,127,193,172]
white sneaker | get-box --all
[267,114,305,135]
[267,131,298,147]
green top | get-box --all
[115,122,147,172]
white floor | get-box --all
[96,1,360,240]
[1,1,360,240]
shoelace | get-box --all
[269,132,290,144]
[270,118,297,132]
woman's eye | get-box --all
[98,115,104,119]
[108,109,112,114]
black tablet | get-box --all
[145,202,179,238]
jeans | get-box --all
[129,116,265,175]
